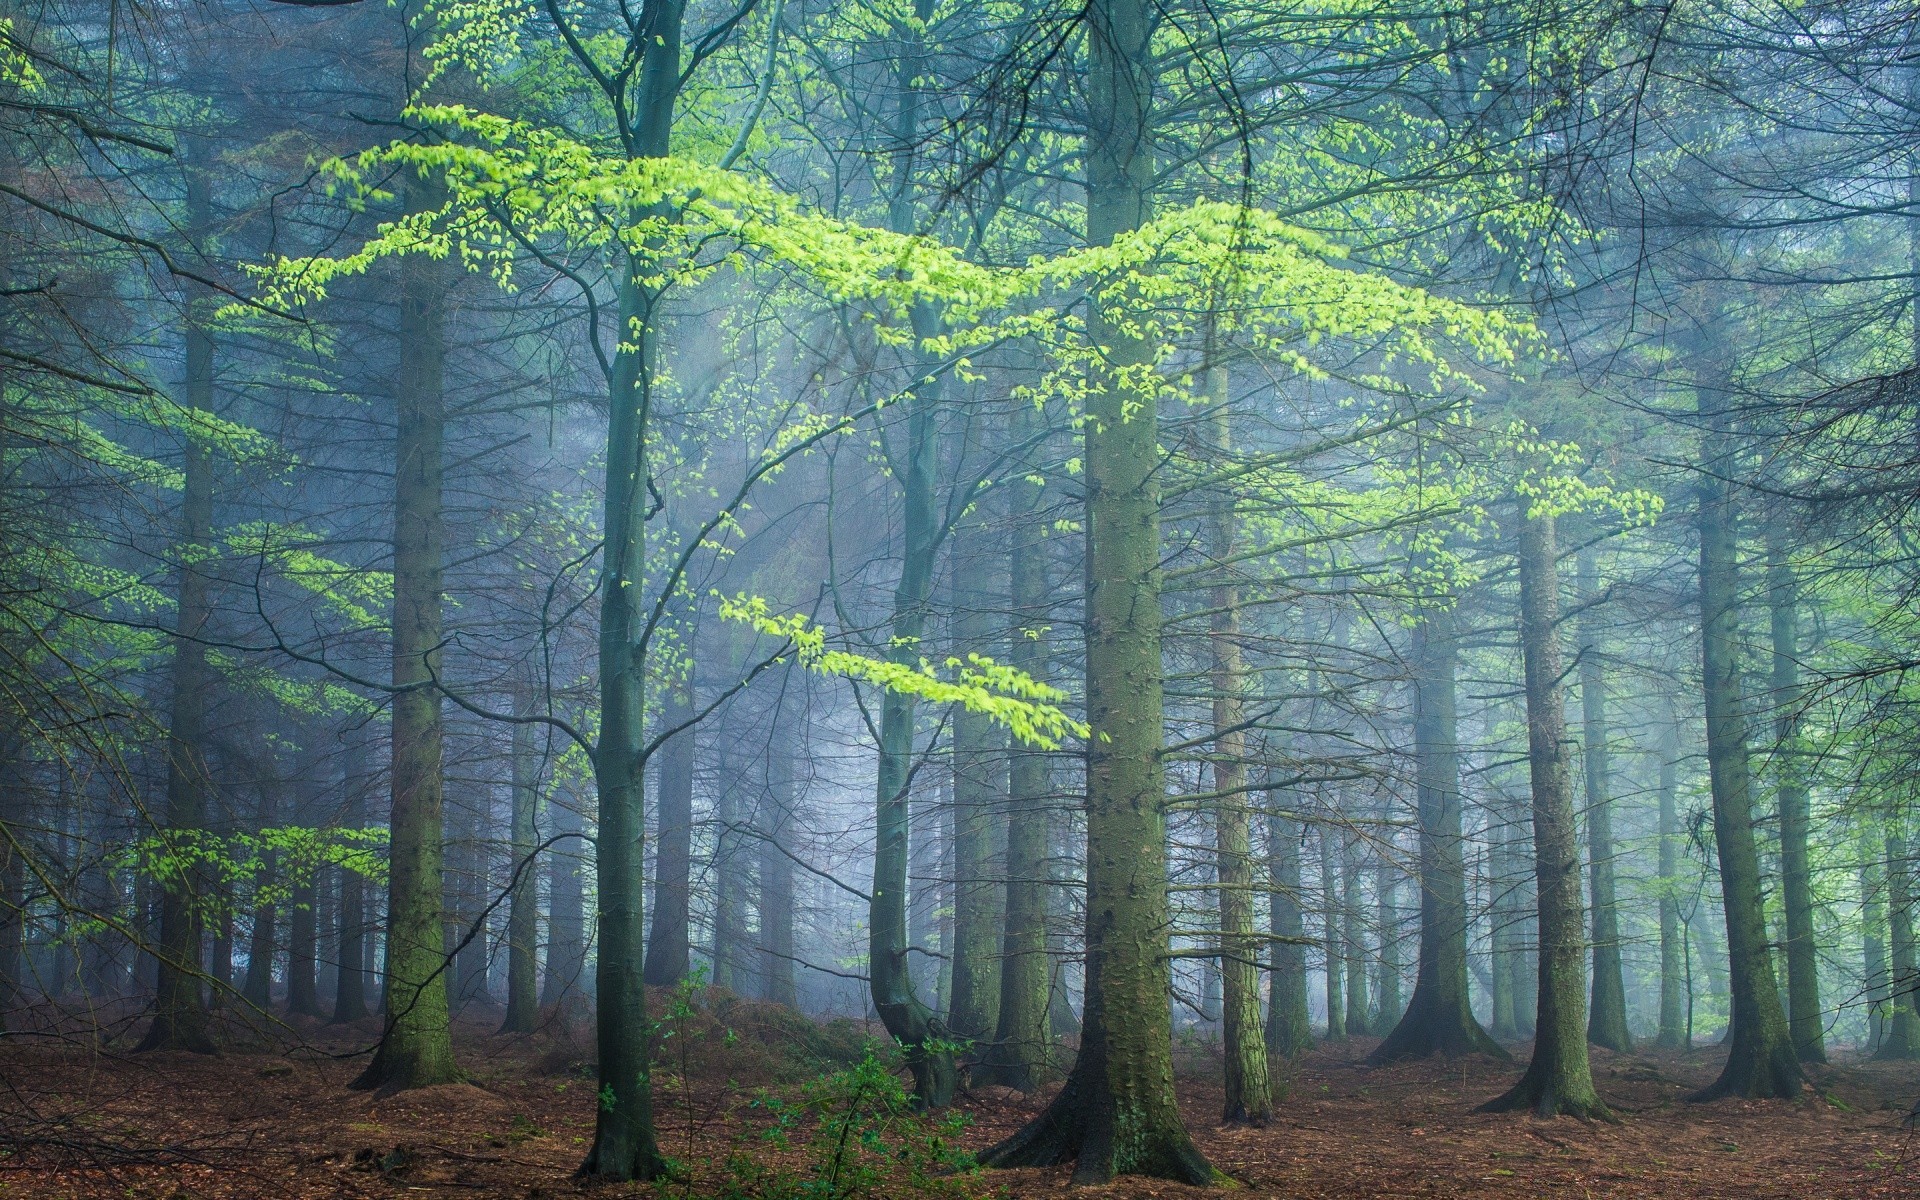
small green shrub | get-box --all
[719,1049,980,1200]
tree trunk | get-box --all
[1343,830,1368,1036]
[978,400,1055,1090]
[980,0,1210,1180]
[541,785,586,1008]
[1202,367,1271,1123]
[1266,797,1313,1060]
[1322,822,1345,1041]
[1482,507,1608,1119]
[579,1,685,1161]
[137,136,217,1056]
[1375,608,1504,1060]
[948,518,1008,1056]
[1655,702,1686,1049]
[643,601,695,987]
[1577,549,1631,1053]
[353,169,457,1092]
[1878,819,1920,1058]
[1765,533,1824,1063]
[502,684,539,1034]
[287,863,322,1017]
[758,693,798,1008]
[1692,406,1804,1100]
[868,0,958,1107]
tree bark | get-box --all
[1692,403,1804,1100]
[979,0,1211,1180]
[948,502,1007,1050]
[1375,608,1504,1061]
[1878,818,1920,1058]
[1265,794,1313,1060]
[978,399,1055,1090]
[1765,533,1824,1063]
[868,0,958,1107]
[1322,822,1345,1041]
[541,785,586,1008]
[1655,700,1686,1049]
[1202,367,1271,1123]
[643,600,694,987]
[758,693,798,1008]
[502,683,539,1033]
[1482,507,1609,1119]
[1577,549,1631,1053]
[137,135,217,1056]
[352,169,457,1092]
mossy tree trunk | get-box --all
[1482,508,1609,1120]
[1577,550,1631,1053]
[1879,817,1920,1058]
[579,2,684,1172]
[1266,792,1313,1060]
[980,0,1211,1181]
[1765,533,1824,1063]
[1692,398,1804,1100]
[758,693,798,1008]
[978,398,1056,1091]
[867,0,959,1107]
[1655,700,1687,1049]
[352,169,457,1093]
[1322,821,1346,1041]
[644,599,695,987]
[1374,607,1504,1061]
[1204,368,1272,1124]
[948,479,1008,1055]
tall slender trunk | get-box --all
[1879,818,1920,1057]
[948,502,1007,1051]
[1322,822,1346,1041]
[1655,702,1686,1049]
[1343,830,1368,1034]
[243,789,278,1012]
[1862,831,1891,1054]
[1266,782,1313,1061]
[869,0,957,1106]
[333,774,370,1023]
[1205,368,1271,1123]
[643,601,694,986]
[711,736,749,993]
[541,785,586,1008]
[1483,508,1608,1119]
[758,695,797,1008]
[979,401,1055,1090]
[502,684,539,1033]
[1373,849,1403,1035]
[1692,395,1804,1099]
[137,137,217,1055]
[581,2,683,1168]
[1375,608,1503,1060]
[353,170,457,1091]
[1577,550,1631,1052]
[981,0,1211,1180]
[1765,533,1823,1063]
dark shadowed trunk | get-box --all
[1375,607,1504,1062]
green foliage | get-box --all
[717,593,1087,749]
[722,1050,979,1200]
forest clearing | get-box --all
[6,0,1920,1195]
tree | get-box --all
[1577,549,1631,1053]
[136,136,220,1057]
[1691,367,1804,1101]
[1765,531,1824,1063]
[1481,506,1608,1120]
[980,0,1213,1181]
[352,170,458,1094]
[1373,604,1505,1062]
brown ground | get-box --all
[2,1005,1915,1199]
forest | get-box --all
[2,0,1919,1196]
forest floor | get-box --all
[2,998,1916,1200]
